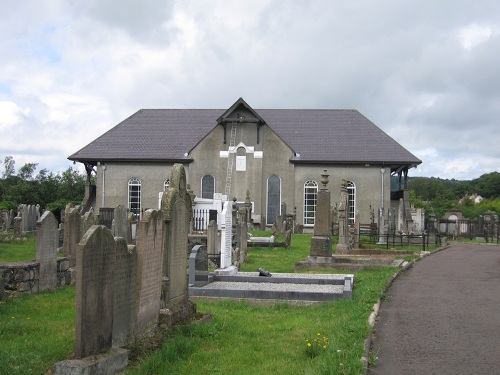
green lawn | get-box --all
[0,287,75,375]
[0,235,37,262]
[0,234,400,375]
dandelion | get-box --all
[306,332,329,358]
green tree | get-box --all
[2,155,15,179]
[17,162,38,180]
[0,157,86,212]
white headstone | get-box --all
[220,201,232,268]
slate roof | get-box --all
[68,107,421,167]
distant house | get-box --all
[459,193,483,204]
[68,98,421,229]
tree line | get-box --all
[406,172,500,219]
[0,156,86,214]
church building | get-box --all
[69,98,421,230]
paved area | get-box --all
[369,242,500,375]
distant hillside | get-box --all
[392,172,500,201]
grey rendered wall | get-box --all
[294,164,389,227]
[95,162,176,212]
[189,122,294,225]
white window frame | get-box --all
[347,181,356,224]
[128,178,141,217]
[303,180,318,226]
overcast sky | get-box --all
[1,0,499,180]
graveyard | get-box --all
[0,165,456,374]
[0,232,399,374]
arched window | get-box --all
[304,180,318,226]
[347,181,356,224]
[128,178,141,216]
[164,179,170,190]
[266,175,281,225]
[201,175,215,199]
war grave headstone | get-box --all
[160,164,196,325]
[135,209,164,332]
[36,211,58,291]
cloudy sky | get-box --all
[1,0,499,180]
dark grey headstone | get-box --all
[75,225,116,359]
[135,210,163,332]
[36,211,58,291]
[113,238,137,347]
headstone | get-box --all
[21,204,29,233]
[36,211,58,291]
[189,245,209,287]
[135,209,164,331]
[113,238,137,348]
[114,205,128,240]
[127,212,137,243]
[239,210,248,262]
[74,225,116,359]
[284,229,292,249]
[81,209,95,238]
[57,223,64,251]
[160,164,193,307]
[354,211,360,250]
[311,171,333,256]
[219,201,233,268]
[206,220,219,267]
[8,209,14,229]
[63,207,82,267]
[14,216,22,236]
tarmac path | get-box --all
[368,242,500,375]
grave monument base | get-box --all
[309,236,332,257]
[53,348,128,375]
[335,243,351,254]
[159,299,197,327]
[214,265,238,276]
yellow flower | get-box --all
[307,343,311,347]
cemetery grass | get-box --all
[126,235,396,375]
[0,234,37,262]
[0,234,397,375]
[0,286,75,375]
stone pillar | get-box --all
[335,180,350,254]
[310,170,332,257]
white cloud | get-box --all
[457,24,498,50]
[0,101,27,130]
